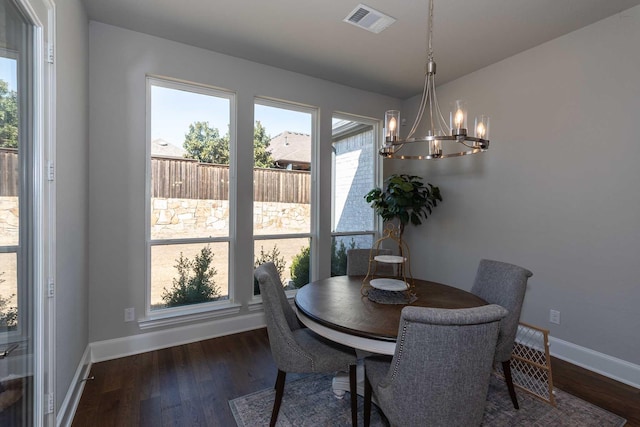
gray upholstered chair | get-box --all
[254,262,358,427]
[470,259,533,409]
[346,248,394,276]
[363,305,508,427]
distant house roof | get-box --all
[151,138,186,158]
[268,131,310,170]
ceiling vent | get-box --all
[344,4,396,34]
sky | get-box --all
[0,57,17,90]
[151,85,311,148]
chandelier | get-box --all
[381,0,490,160]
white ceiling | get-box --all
[82,0,640,99]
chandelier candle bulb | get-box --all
[475,115,490,141]
[385,110,400,143]
[450,100,467,135]
[429,139,442,158]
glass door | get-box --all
[1,0,37,424]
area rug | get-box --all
[229,373,626,427]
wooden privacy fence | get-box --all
[0,148,19,197]
[151,156,310,203]
[0,152,311,203]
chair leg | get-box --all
[270,370,287,427]
[364,369,372,427]
[502,360,519,409]
[349,364,357,427]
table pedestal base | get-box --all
[332,361,365,398]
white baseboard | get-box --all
[90,311,266,363]
[549,336,640,389]
[56,345,92,427]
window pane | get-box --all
[253,237,310,295]
[0,252,17,332]
[1,56,19,247]
[253,103,311,235]
[150,84,231,240]
[332,117,376,233]
[331,234,375,277]
[0,167,18,247]
[150,242,229,310]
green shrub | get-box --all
[290,246,310,288]
[0,273,17,331]
[162,245,221,307]
[254,244,286,295]
[331,238,356,277]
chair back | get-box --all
[255,262,308,371]
[376,305,508,427]
[346,248,393,276]
[470,259,533,362]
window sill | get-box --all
[138,301,242,330]
[248,298,264,312]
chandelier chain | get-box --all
[427,0,434,62]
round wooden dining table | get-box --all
[294,275,488,356]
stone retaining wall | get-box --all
[151,198,310,239]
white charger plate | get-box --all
[374,255,406,263]
[369,278,408,291]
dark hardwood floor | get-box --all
[72,328,640,427]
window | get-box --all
[253,100,315,294]
[0,0,47,420]
[331,114,380,276]
[146,77,235,317]
[1,52,21,337]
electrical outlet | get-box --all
[124,307,135,322]
[549,309,561,325]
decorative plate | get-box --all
[369,278,408,291]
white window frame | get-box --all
[142,76,239,328]
[252,97,318,302]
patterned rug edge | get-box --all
[228,373,627,427]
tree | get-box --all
[331,238,356,277]
[182,120,275,167]
[290,246,310,288]
[161,245,221,307]
[253,244,286,294]
[0,80,18,149]
[183,121,230,164]
[253,120,275,168]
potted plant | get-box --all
[365,174,442,243]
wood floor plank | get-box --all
[71,328,639,427]
[551,357,640,427]
[139,396,162,427]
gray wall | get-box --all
[54,0,89,412]
[391,6,640,365]
[87,22,399,342]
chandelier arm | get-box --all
[406,72,430,140]
[428,75,436,135]
[430,76,450,133]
